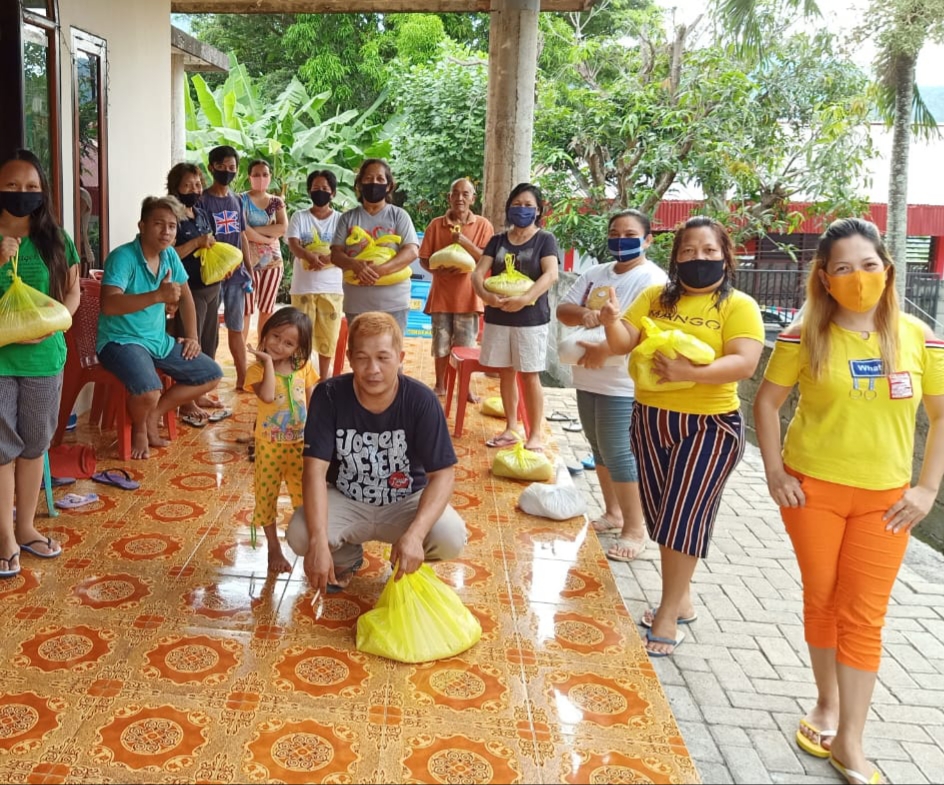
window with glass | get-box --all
[72,30,108,272]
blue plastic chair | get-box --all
[42,452,58,518]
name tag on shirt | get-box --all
[888,371,913,400]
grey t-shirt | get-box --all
[333,204,419,314]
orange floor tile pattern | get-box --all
[1,338,697,784]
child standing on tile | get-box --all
[244,307,318,572]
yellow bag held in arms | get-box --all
[303,230,332,269]
[342,225,412,286]
[429,242,475,273]
[480,396,504,418]
[492,441,554,482]
[196,241,243,285]
[0,248,72,347]
[483,253,533,297]
[356,563,482,663]
[629,315,716,392]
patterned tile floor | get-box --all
[0,337,696,783]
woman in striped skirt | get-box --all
[600,216,765,657]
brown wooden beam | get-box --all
[171,0,596,12]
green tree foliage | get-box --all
[187,12,487,112]
[535,3,874,257]
[184,58,392,217]
[388,44,489,229]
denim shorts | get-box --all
[221,276,247,331]
[575,389,638,482]
[98,341,223,396]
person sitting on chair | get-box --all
[288,312,467,595]
[97,196,223,459]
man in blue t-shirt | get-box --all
[287,312,466,595]
[98,197,223,459]
[197,145,252,388]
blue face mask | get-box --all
[507,206,537,228]
[608,236,644,263]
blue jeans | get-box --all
[98,341,222,396]
[575,389,638,483]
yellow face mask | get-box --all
[824,269,886,313]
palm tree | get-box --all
[717,0,944,300]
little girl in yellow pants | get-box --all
[245,307,318,572]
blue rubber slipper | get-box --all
[645,628,686,658]
[640,607,698,629]
[581,455,596,470]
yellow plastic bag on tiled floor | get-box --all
[356,563,481,663]
[480,396,504,417]
[492,441,554,482]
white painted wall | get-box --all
[57,0,172,253]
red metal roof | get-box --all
[652,201,944,236]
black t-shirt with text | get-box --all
[303,374,457,505]
[483,229,560,327]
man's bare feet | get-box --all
[130,426,150,460]
[268,547,292,574]
[180,402,208,419]
[523,441,544,453]
[197,394,224,409]
[146,413,169,450]
[466,391,480,404]
[432,385,447,396]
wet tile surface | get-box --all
[2,338,696,783]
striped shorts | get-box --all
[245,262,284,315]
[0,374,63,465]
[630,402,745,558]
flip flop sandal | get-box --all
[18,536,63,559]
[562,421,584,432]
[795,718,836,759]
[645,628,686,658]
[54,492,99,510]
[180,413,207,428]
[207,409,232,423]
[0,552,21,579]
[581,455,596,470]
[606,537,648,562]
[829,755,883,784]
[590,517,622,534]
[485,433,521,448]
[91,469,140,491]
[640,606,698,629]
[41,476,76,489]
[566,464,584,476]
[546,411,574,422]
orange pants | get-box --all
[781,469,910,672]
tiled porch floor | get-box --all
[0,338,695,783]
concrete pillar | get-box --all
[482,0,540,230]
[171,53,186,164]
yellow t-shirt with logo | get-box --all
[245,361,319,444]
[763,315,944,490]
[623,285,765,415]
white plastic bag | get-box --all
[517,460,588,520]
[557,324,625,367]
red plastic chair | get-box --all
[53,278,176,460]
[443,346,529,439]
[332,316,348,377]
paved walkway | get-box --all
[543,387,944,785]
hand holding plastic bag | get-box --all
[356,563,482,663]
[492,441,554,482]
[429,243,475,273]
[483,253,534,297]
[629,316,716,392]
[196,242,243,285]
[343,225,411,286]
[0,247,72,347]
[303,229,332,269]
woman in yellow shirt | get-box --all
[754,218,944,785]
[601,216,765,657]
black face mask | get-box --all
[676,259,726,289]
[310,190,332,207]
[0,191,43,218]
[360,182,388,204]
[177,192,199,208]
[212,169,236,186]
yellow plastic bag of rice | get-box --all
[0,248,72,347]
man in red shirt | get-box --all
[419,178,494,398]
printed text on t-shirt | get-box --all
[335,428,413,504]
